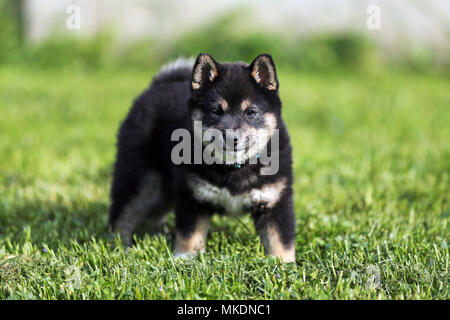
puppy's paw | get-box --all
[174,252,196,259]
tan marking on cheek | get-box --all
[260,225,295,263]
[264,113,277,135]
[245,112,277,140]
[241,99,252,111]
[218,97,228,111]
[266,82,277,91]
[174,217,210,255]
[244,112,277,159]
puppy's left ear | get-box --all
[191,53,220,90]
[249,54,278,91]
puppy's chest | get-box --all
[188,175,286,215]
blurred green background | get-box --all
[0,0,448,299]
[1,1,449,73]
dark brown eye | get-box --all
[246,109,257,117]
[212,108,224,116]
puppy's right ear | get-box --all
[191,53,220,90]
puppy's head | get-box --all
[188,53,281,164]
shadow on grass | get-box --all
[0,199,111,249]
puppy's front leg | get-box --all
[174,208,210,258]
[253,200,296,263]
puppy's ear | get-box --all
[191,53,220,90]
[249,54,278,91]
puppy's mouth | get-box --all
[223,148,246,156]
[221,139,259,165]
[223,141,254,154]
[199,128,267,164]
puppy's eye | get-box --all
[245,109,257,117]
[212,108,224,116]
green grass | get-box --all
[0,65,448,299]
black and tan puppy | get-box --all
[110,53,296,262]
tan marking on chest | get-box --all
[189,177,286,215]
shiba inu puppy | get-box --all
[110,53,296,262]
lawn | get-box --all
[0,65,448,299]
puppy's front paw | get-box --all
[174,252,197,259]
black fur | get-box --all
[110,54,295,260]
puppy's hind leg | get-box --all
[110,171,168,245]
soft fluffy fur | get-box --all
[109,53,296,262]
